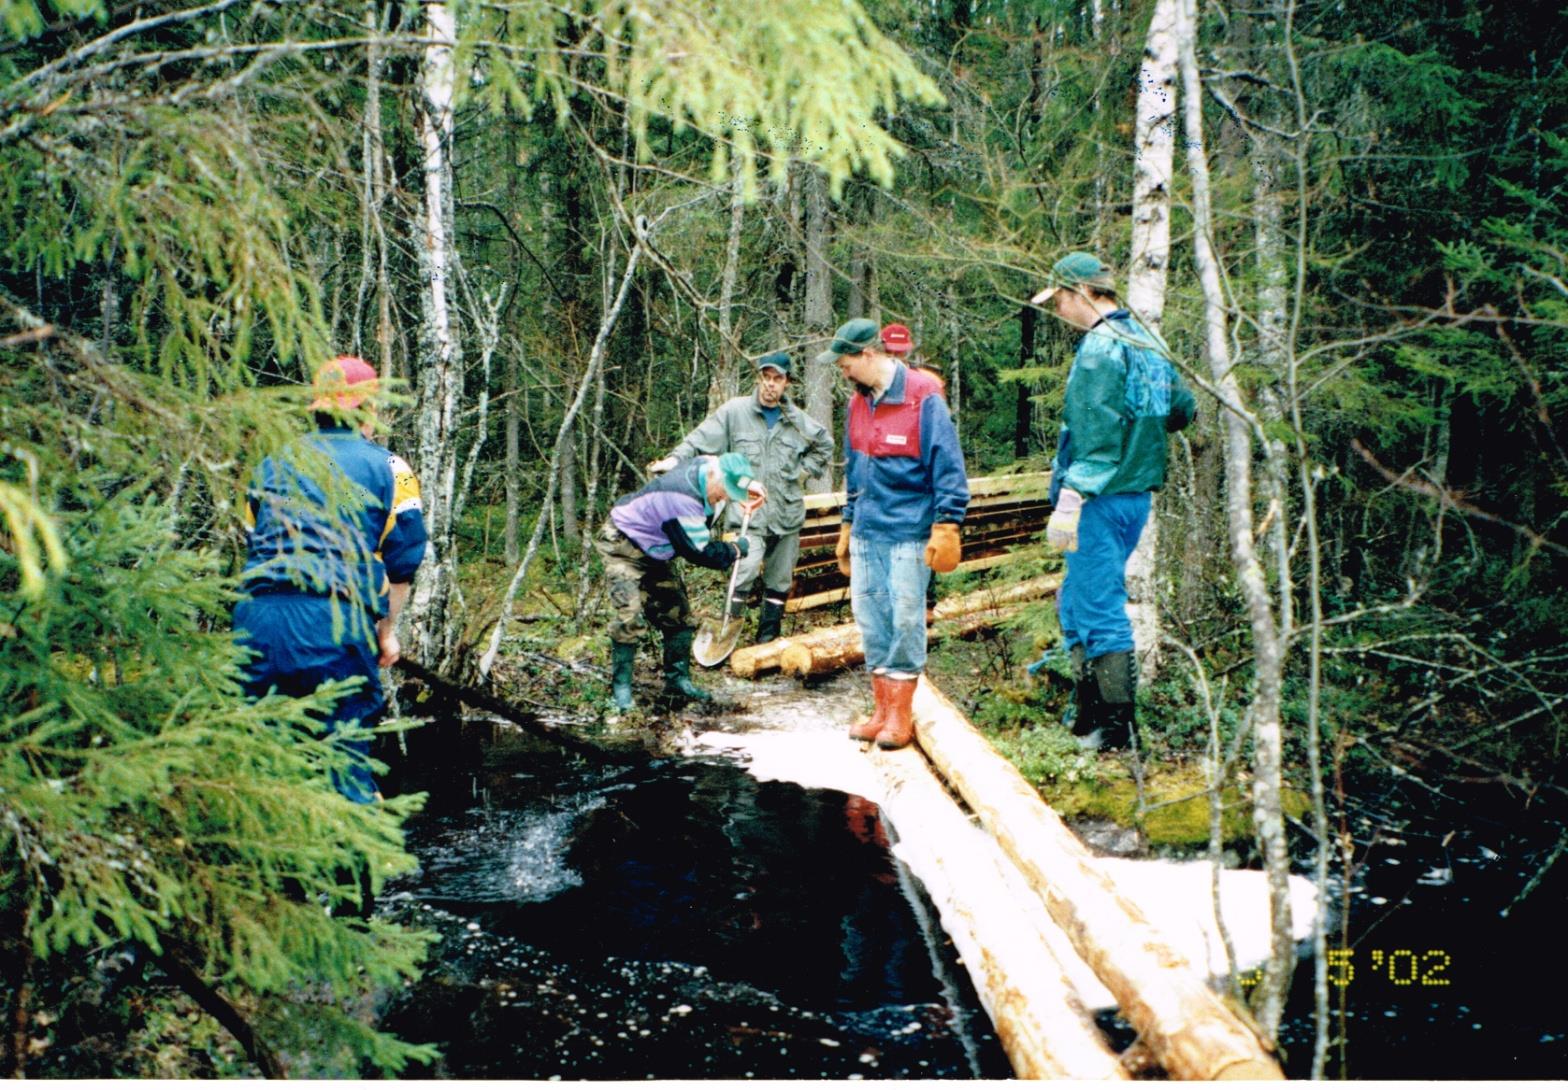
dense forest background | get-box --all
[2,0,1564,1078]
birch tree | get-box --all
[1175,0,1296,1044]
[408,0,465,667]
[1124,0,1179,683]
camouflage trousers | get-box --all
[595,519,691,645]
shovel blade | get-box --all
[693,617,746,667]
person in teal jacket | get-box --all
[1032,252,1196,750]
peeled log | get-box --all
[910,678,1284,1081]
[867,746,1128,1080]
[776,574,1063,679]
[729,634,811,679]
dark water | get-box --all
[1270,777,1568,1080]
[375,719,1567,1080]
[375,723,1010,1079]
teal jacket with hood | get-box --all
[1051,311,1197,503]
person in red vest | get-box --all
[815,319,969,749]
[882,322,946,612]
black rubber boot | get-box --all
[1088,649,1136,751]
[661,626,714,706]
[755,599,785,645]
[1067,644,1100,742]
[609,640,636,712]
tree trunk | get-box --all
[559,426,579,543]
[1175,0,1294,1043]
[1124,0,1179,684]
[802,165,835,490]
[1252,140,1293,636]
[408,0,464,669]
[505,346,521,567]
[866,747,1129,1079]
[1089,0,1110,249]
[1016,304,1036,458]
[711,176,746,412]
[352,0,384,360]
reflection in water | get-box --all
[377,732,1009,1079]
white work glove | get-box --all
[645,455,678,476]
[1046,488,1084,553]
[740,481,767,515]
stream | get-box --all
[374,674,1567,1080]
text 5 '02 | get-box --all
[1235,948,1452,989]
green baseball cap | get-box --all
[716,452,758,501]
[755,351,791,377]
[1030,251,1117,304]
[812,317,882,367]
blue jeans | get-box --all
[1057,491,1151,660]
[850,537,929,678]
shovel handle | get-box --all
[722,506,752,604]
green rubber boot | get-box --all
[661,626,714,706]
[609,640,636,712]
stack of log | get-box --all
[728,573,1062,679]
[784,472,1053,612]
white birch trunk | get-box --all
[1089,0,1108,250]
[408,0,464,667]
[1175,0,1295,1044]
[1124,0,1179,685]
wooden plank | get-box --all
[909,679,1286,1081]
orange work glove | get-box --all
[925,522,961,573]
[835,523,853,578]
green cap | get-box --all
[812,317,882,367]
[755,351,792,377]
[1030,251,1117,304]
[717,452,757,501]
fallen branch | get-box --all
[152,947,284,1079]
[394,657,635,761]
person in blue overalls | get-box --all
[1032,252,1197,750]
[234,355,428,803]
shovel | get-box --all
[693,506,753,668]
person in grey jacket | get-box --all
[647,351,834,644]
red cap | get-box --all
[309,355,379,411]
[880,323,913,356]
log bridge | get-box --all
[691,471,1291,1080]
